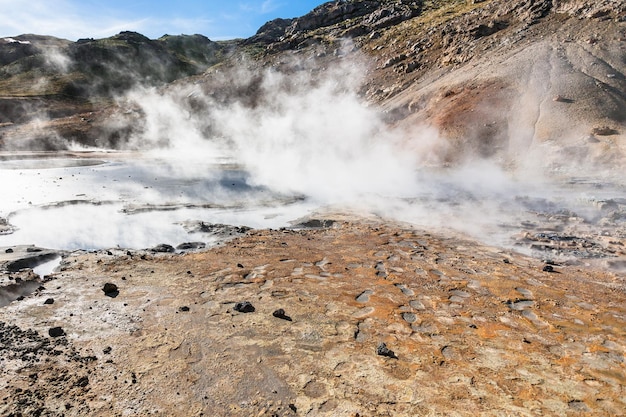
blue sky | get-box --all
[0,0,327,41]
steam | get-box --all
[124,56,450,204]
[0,48,623,257]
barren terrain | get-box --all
[1,218,625,416]
[0,0,625,415]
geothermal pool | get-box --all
[0,152,317,250]
[0,151,624,270]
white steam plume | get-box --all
[125,55,449,204]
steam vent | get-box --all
[1,0,625,416]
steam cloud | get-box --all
[124,55,449,203]
[0,47,622,256]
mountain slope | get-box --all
[0,0,624,173]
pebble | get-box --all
[102,283,119,297]
[409,300,425,310]
[402,312,418,323]
[356,290,373,303]
[395,284,414,296]
[48,327,65,338]
[376,342,398,359]
[272,308,292,321]
[44,298,54,305]
[234,301,255,313]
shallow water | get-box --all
[0,152,623,267]
[0,153,316,250]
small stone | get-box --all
[542,265,554,272]
[48,327,65,337]
[376,342,398,359]
[402,312,418,323]
[151,243,175,253]
[5,248,13,253]
[234,301,255,313]
[272,308,292,321]
[44,298,54,305]
[103,346,112,354]
[179,306,190,312]
[102,283,119,297]
[395,284,414,296]
[356,290,373,303]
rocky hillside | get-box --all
[0,0,625,170]
[0,32,237,148]
[244,0,626,170]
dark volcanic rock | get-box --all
[151,244,176,253]
[176,242,206,251]
[272,308,293,321]
[233,301,255,313]
[245,18,294,44]
[5,249,59,272]
[102,283,119,297]
[48,326,65,337]
[376,342,398,359]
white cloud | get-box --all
[0,0,148,39]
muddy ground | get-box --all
[0,218,624,416]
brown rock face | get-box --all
[1,221,624,416]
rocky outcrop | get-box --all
[256,0,423,49]
[555,0,626,19]
[244,18,294,44]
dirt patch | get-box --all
[1,220,623,416]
